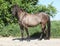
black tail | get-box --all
[47,16,51,39]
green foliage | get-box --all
[51,21,60,38]
[0,0,57,26]
[0,0,57,37]
[0,21,60,38]
[47,4,57,17]
[0,23,20,37]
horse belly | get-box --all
[23,17,41,26]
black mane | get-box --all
[12,4,24,12]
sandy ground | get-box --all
[0,37,60,46]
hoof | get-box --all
[20,38,24,41]
[26,37,30,41]
[39,37,43,40]
[44,37,50,40]
[27,39,30,41]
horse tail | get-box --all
[47,16,51,39]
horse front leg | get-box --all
[19,25,24,41]
[18,21,24,41]
[25,27,30,41]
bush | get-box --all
[0,0,57,26]
[0,21,60,38]
[0,23,20,37]
[51,21,60,38]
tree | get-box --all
[0,0,57,26]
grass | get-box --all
[0,21,60,38]
[51,21,60,38]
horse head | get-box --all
[11,4,24,16]
[11,5,19,16]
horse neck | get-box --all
[17,9,26,21]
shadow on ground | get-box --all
[12,32,44,41]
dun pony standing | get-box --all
[11,5,51,40]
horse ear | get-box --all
[11,4,18,8]
[20,8,24,11]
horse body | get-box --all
[18,12,48,27]
[11,5,51,40]
[22,14,41,26]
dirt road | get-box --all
[0,37,60,46]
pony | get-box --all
[11,5,51,40]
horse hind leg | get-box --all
[40,24,50,40]
[44,20,50,40]
[44,25,50,40]
[40,24,46,40]
[45,29,50,40]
